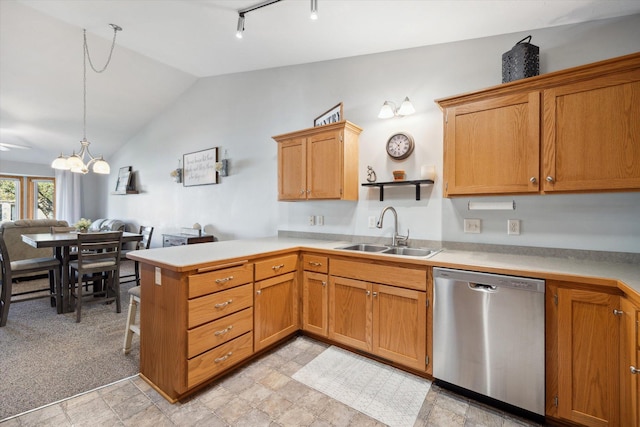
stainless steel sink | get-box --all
[382,247,440,258]
[336,243,441,258]
[338,243,389,252]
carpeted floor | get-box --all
[0,261,140,420]
[293,345,432,427]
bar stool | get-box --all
[123,285,140,354]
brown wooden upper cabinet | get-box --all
[273,121,362,201]
[436,52,640,197]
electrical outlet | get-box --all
[508,219,520,235]
[316,215,324,226]
[463,219,481,234]
[308,215,316,226]
[368,216,377,228]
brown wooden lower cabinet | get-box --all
[302,270,329,337]
[328,258,428,372]
[621,296,640,427]
[547,281,621,427]
[254,254,299,351]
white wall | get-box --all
[103,14,640,252]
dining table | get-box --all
[21,231,143,313]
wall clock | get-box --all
[386,132,415,160]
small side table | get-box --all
[162,234,214,247]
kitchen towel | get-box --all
[293,345,431,427]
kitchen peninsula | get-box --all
[128,236,640,427]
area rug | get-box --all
[292,345,431,427]
[0,261,140,420]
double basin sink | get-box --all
[336,243,441,258]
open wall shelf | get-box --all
[362,179,434,201]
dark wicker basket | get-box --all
[502,35,539,83]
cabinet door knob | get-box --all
[613,309,624,316]
[631,366,640,374]
[546,176,554,183]
[529,177,537,183]
[366,290,371,296]
[373,292,378,297]
[307,189,311,194]
[300,189,305,195]
[321,281,327,287]
[256,290,261,295]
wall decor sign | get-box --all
[114,166,131,194]
[314,102,343,127]
[183,147,218,186]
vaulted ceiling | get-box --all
[2,0,640,165]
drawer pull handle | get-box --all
[272,264,284,271]
[613,309,624,316]
[214,325,233,336]
[214,299,233,309]
[215,276,234,284]
[308,261,322,266]
[631,366,640,374]
[215,352,233,363]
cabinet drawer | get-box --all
[254,254,298,281]
[187,332,253,388]
[187,308,253,358]
[188,284,253,329]
[302,254,328,273]
[330,258,427,291]
[188,263,254,298]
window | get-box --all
[0,175,55,221]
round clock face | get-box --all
[386,132,414,160]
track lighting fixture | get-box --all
[235,0,318,38]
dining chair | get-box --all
[122,285,140,354]
[69,231,123,323]
[120,226,153,286]
[0,227,62,327]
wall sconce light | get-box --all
[215,149,229,177]
[378,97,415,119]
[170,159,182,183]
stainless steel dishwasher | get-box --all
[433,267,545,416]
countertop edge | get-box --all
[126,237,640,297]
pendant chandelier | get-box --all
[52,24,122,174]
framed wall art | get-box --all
[114,166,131,194]
[183,147,218,186]
[314,102,343,127]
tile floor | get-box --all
[1,336,542,426]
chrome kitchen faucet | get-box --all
[376,206,409,247]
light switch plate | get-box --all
[308,215,316,226]
[368,216,377,228]
[464,219,481,233]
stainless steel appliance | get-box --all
[433,267,545,415]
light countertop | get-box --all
[127,236,640,296]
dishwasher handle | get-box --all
[469,283,498,292]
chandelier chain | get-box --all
[83,24,121,74]
[81,25,121,141]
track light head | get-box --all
[236,14,245,39]
[310,0,318,20]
